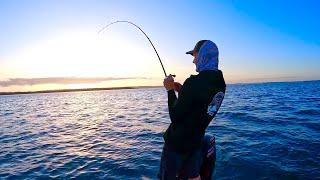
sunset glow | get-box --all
[0,1,319,92]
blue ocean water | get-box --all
[0,81,319,179]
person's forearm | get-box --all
[168,90,177,107]
[167,90,179,124]
[167,79,192,124]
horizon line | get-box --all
[0,79,319,96]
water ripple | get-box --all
[1,83,320,179]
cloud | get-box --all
[0,77,147,87]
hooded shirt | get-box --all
[164,41,226,153]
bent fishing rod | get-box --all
[98,20,174,78]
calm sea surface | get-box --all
[1,81,320,179]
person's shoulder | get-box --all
[180,75,197,89]
[207,70,224,79]
[217,70,224,75]
[184,74,197,84]
[180,75,197,93]
[217,70,225,79]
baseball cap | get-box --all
[186,40,208,56]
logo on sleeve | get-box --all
[207,92,224,116]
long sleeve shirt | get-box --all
[164,70,226,153]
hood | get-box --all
[196,40,219,72]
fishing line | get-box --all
[98,20,174,78]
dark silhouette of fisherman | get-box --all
[159,40,226,180]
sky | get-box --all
[0,0,319,92]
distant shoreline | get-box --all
[0,79,319,96]
[230,79,319,86]
[0,86,162,96]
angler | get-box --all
[160,40,226,180]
